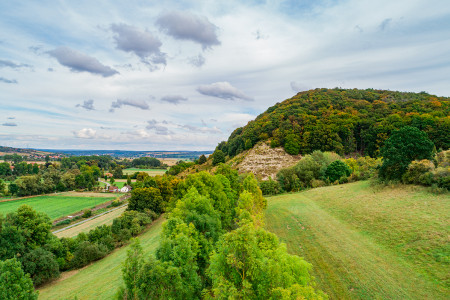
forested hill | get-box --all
[216,88,450,158]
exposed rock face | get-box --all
[232,142,301,180]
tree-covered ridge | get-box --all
[217,88,449,158]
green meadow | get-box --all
[265,181,449,299]
[0,193,117,220]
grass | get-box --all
[265,181,449,299]
[122,168,167,176]
[0,193,118,220]
[55,206,128,238]
[39,216,164,299]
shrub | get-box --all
[54,219,72,227]
[402,159,434,185]
[82,210,92,218]
[259,177,281,195]
[109,200,121,207]
[21,247,60,286]
[70,241,108,269]
[311,179,326,188]
[324,160,352,182]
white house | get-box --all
[120,185,132,193]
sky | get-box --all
[0,0,449,151]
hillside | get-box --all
[216,88,450,159]
[265,181,449,299]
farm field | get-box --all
[39,216,164,299]
[55,205,128,238]
[265,181,449,299]
[122,168,167,176]
[0,193,118,220]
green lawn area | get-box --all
[265,181,449,299]
[122,168,167,176]
[0,194,118,220]
[39,216,164,299]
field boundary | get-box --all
[52,204,128,234]
[0,191,76,203]
[52,194,130,225]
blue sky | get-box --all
[0,0,449,150]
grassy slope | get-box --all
[265,181,449,299]
[55,206,128,239]
[39,216,164,299]
[0,194,117,220]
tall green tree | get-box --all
[128,187,164,214]
[207,223,326,299]
[212,150,226,166]
[379,126,435,180]
[0,258,38,300]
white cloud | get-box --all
[73,128,97,139]
[197,82,253,101]
[48,47,118,77]
[110,99,150,111]
[111,23,166,68]
[156,11,220,49]
[160,95,188,104]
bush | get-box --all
[70,241,108,269]
[54,219,72,227]
[259,178,281,195]
[402,159,434,185]
[82,210,92,218]
[324,160,352,182]
[21,247,60,286]
[109,200,121,207]
[311,179,326,188]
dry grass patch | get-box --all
[231,142,301,180]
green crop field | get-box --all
[0,193,118,220]
[39,217,164,299]
[122,168,167,176]
[265,181,449,299]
